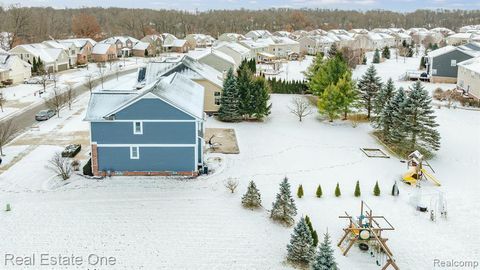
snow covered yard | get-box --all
[0,89,478,269]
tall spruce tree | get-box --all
[400,81,441,153]
[358,65,382,119]
[382,46,391,59]
[373,78,396,116]
[304,53,325,83]
[388,88,408,144]
[242,180,262,209]
[286,217,316,265]
[237,65,254,118]
[218,68,241,122]
[373,49,381,63]
[250,76,271,120]
[312,232,338,270]
[271,177,297,226]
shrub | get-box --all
[374,181,381,196]
[297,184,304,198]
[83,158,93,176]
[316,184,323,198]
[354,180,361,197]
[335,183,341,197]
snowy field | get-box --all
[0,53,478,269]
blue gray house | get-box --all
[426,44,479,83]
[84,73,205,177]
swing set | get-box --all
[338,201,400,270]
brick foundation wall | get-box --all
[91,144,99,176]
[431,76,457,84]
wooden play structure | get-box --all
[402,150,441,186]
[338,201,400,270]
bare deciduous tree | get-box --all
[45,87,67,118]
[65,85,76,110]
[71,13,101,39]
[39,69,49,94]
[224,178,239,194]
[48,152,72,180]
[0,91,5,112]
[289,96,312,122]
[0,120,18,156]
[85,73,95,94]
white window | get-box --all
[214,91,221,105]
[451,60,457,66]
[133,121,143,134]
[130,146,139,159]
[432,69,437,75]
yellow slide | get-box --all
[421,168,441,186]
[402,168,418,185]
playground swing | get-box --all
[402,150,441,187]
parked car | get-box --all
[24,77,42,84]
[35,109,56,121]
[61,144,81,158]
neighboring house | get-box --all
[408,28,444,45]
[141,34,164,55]
[132,41,155,57]
[447,33,475,46]
[273,31,292,38]
[0,50,31,84]
[238,38,271,60]
[425,45,478,83]
[291,30,309,40]
[431,27,455,37]
[59,38,96,65]
[214,42,251,66]
[269,36,300,57]
[198,50,236,73]
[100,36,140,57]
[245,30,273,40]
[9,43,70,73]
[142,55,223,113]
[84,72,205,177]
[327,31,354,48]
[164,39,189,53]
[298,35,334,55]
[217,33,246,43]
[185,34,215,49]
[92,43,117,62]
[350,31,385,51]
[457,57,480,99]
[43,40,78,68]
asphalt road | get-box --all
[1,68,138,141]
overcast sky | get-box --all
[1,0,479,11]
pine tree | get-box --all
[335,183,341,197]
[305,53,325,82]
[308,54,350,96]
[373,78,396,117]
[218,68,242,122]
[419,55,426,69]
[373,49,381,63]
[358,65,382,119]
[336,72,358,120]
[328,43,338,58]
[382,46,391,59]
[316,184,323,198]
[312,232,338,270]
[32,57,37,73]
[373,181,381,196]
[297,184,304,198]
[305,216,319,246]
[386,88,407,144]
[318,84,342,122]
[400,81,441,153]
[250,76,271,120]
[391,181,400,196]
[286,217,316,265]
[362,55,367,65]
[271,177,298,226]
[354,180,361,197]
[242,180,262,209]
[237,65,253,118]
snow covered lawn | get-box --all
[0,90,478,269]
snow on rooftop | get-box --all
[14,43,63,63]
[458,56,480,72]
[84,91,138,121]
[199,50,236,65]
[133,41,150,50]
[92,43,113,54]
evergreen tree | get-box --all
[318,84,342,122]
[242,180,262,209]
[218,68,242,122]
[335,183,341,197]
[286,217,315,265]
[391,181,400,196]
[373,77,396,118]
[250,76,272,119]
[354,180,361,197]
[237,65,254,118]
[305,53,325,83]
[32,57,37,73]
[312,232,338,270]
[386,88,407,144]
[419,55,426,69]
[308,54,349,96]
[373,181,381,196]
[362,55,367,65]
[381,46,391,59]
[271,177,298,226]
[358,65,382,119]
[297,184,304,198]
[400,81,441,153]
[336,72,358,120]
[316,184,323,198]
[373,49,381,63]
[305,216,319,246]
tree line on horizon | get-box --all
[1,4,480,47]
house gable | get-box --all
[432,49,474,78]
[112,93,195,121]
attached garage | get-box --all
[57,63,68,72]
